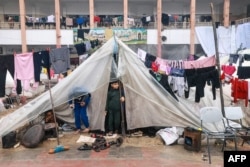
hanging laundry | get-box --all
[221,64,236,83]
[77,29,85,39]
[229,54,239,64]
[74,43,86,56]
[231,78,248,107]
[14,52,34,91]
[137,48,146,62]
[49,47,70,74]
[33,50,51,82]
[144,53,156,68]
[183,56,216,69]
[149,70,178,101]
[0,54,21,97]
[185,66,220,103]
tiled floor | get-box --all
[1,130,250,167]
[0,135,229,167]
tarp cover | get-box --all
[0,37,249,137]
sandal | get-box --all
[78,144,92,151]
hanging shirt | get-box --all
[50,47,70,74]
[47,15,55,22]
[14,52,34,91]
[231,78,248,107]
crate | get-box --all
[184,127,201,152]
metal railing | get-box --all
[0,22,20,29]
[0,21,217,30]
[235,17,250,26]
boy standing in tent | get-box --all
[69,93,91,134]
[105,80,125,136]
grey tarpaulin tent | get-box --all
[0,37,234,137]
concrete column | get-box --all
[19,0,27,52]
[89,0,94,28]
[190,0,196,55]
[157,0,162,58]
[123,0,128,29]
[55,0,61,48]
[223,0,230,27]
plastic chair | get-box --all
[224,106,250,146]
[199,107,237,164]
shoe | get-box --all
[116,137,124,147]
[82,128,90,133]
[78,144,92,151]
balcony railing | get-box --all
[0,21,216,30]
[235,17,250,26]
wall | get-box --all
[0,30,73,45]
[147,29,199,45]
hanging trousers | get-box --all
[0,54,21,97]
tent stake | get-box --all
[210,3,225,117]
[48,79,60,145]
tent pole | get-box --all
[210,3,225,117]
[113,36,126,137]
[48,79,60,145]
[118,80,126,137]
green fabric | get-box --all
[106,88,122,132]
[108,109,121,132]
[106,89,121,111]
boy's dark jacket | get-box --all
[106,88,123,111]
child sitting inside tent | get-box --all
[44,110,60,138]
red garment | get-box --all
[221,65,236,83]
[94,16,101,23]
[151,61,159,72]
[231,78,248,107]
[221,65,236,75]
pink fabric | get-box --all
[50,69,55,79]
[221,65,236,75]
[187,54,194,61]
[14,52,34,91]
[183,56,216,69]
[155,58,171,75]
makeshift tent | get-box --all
[0,37,245,137]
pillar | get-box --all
[89,0,94,29]
[19,0,27,52]
[190,0,196,55]
[223,0,230,27]
[123,0,128,29]
[55,0,61,48]
[157,0,162,58]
